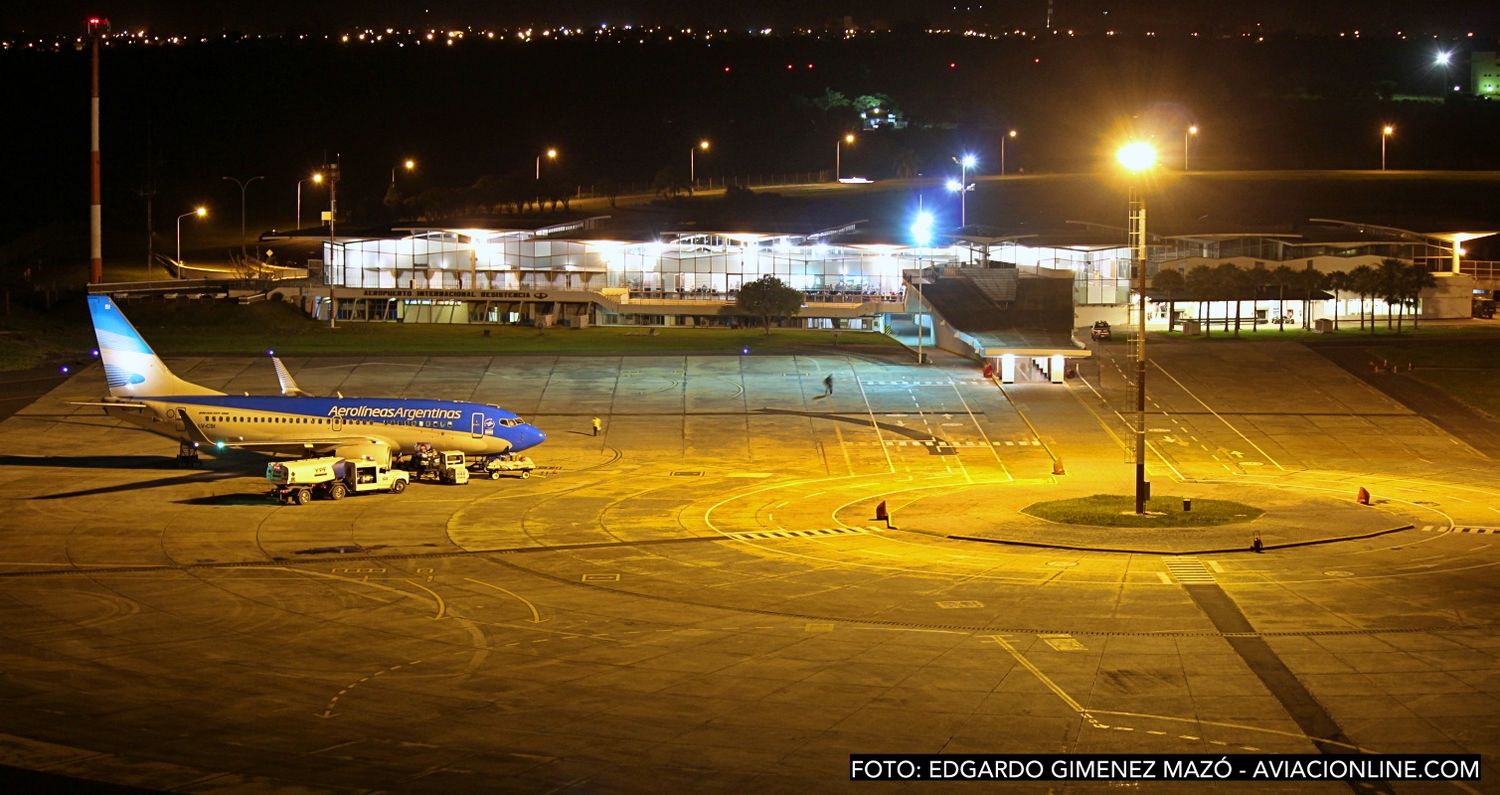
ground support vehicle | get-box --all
[266,456,411,505]
[404,447,471,485]
[472,454,535,479]
[1091,321,1112,340]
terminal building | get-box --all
[265,217,1496,383]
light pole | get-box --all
[950,153,976,227]
[86,16,110,284]
[297,172,323,231]
[1380,124,1394,171]
[910,210,935,365]
[221,175,264,261]
[690,139,709,186]
[1184,125,1198,170]
[1001,129,1017,176]
[174,206,206,276]
[1117,141,1157,514]
[835,133,854,181]
[536,147,557,180]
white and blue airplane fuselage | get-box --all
[85,295,545,461]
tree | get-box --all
[1153,268,1186,333]
[1295,267,1324,331]
[1266,265,1297,332]
[1214,263,1246,336]
[595,177,620,208]
[1326,270,1349,331]
[1402,263,1437,332]
[1246,263,1269,331]
[1349,264,1377,332]
[1377,258,1405,331]
[652,166,688,198]
[736,275,804,335]
[1186,265,1217,337]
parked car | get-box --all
[1091,321,1112,340]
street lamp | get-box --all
[297,172,323,231]
[1116,140,1156,514]
[690,139,710,185]
[1184,125,1199,170]
[536,147,557,180]
[1380,124,1395,171]
[1001,129,1017,176]
[835,133,854,181]
[391,158,415,186]
[909,210,935,365]
[174,206,206,277]
[950,153,977,227]
[221,175,264,261]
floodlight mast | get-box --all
[1116,141,1156,514]
[87,17,110,284]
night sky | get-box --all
[7,1,1500,35]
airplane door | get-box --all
[172,407,187,433]
[470,412,485,439]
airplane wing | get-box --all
[270,357,311,397]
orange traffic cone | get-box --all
[1356,487,1370,505]
[1052,458,1066,476]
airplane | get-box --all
[80,294,545,464]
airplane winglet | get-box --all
[270,356,310,397]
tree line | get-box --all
[1152,258,1438,336]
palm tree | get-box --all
[1403,264,1437,331]
[1154,268,1186,333]
[1296,267,1323,330]
[1377,258,1405,331]
[1326,270,1349,331]
[1267,265,1297,332]
[1213,263,1247,336]
[1246,263,1269,331]
[1349,264,1377,333]
[1187,265,1217,337]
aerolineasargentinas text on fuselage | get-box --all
[82,295,545,463]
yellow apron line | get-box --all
[463,577,545,623]
[984,634,1107,728]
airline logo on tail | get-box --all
[86,295,221,398]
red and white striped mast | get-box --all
[87,17,110,284]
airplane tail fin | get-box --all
[87,295,221,397]
[270,356,310,396]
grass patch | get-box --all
[1021,494,1263,528]
[0,294,896,369]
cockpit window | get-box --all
[496,417,525,427]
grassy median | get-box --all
[1021,494,1263,528]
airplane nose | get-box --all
[529,426,546,447]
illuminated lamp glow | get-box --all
[1116,141,1157,173]
[910,211,935,247]
[945,178,963,192]
[961,154,977,169]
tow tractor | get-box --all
[473,453,536,479]
[266,456,411,505]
